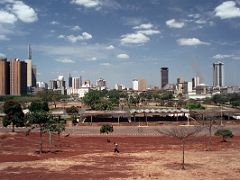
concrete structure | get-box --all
[10,59,27,96]
[48,75,66,95]
[192,76,200,89]
[0,58,10,96]
[213,61,224,87]
[82,80,91,88]
[196,84,208,95]
[161,67,168,89]
[72,77,81,89]
[132,79,146,91]
[37,81,48,89]
[96,78,106,90]
[115,84,125,91]
[68,74,72,88]
[67,87,89,98]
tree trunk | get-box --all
[182,140,185,170]
[208,120,212,151]
[48,130,52,145]
[12,124,15,132]
[40,127,43,154]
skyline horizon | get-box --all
[0,0,240,88]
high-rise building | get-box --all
[132,79,146,91]
[68,74,72,88]
[161,67,168,89]
[0,57,10,96]
[72,77,81,89]
[213,61,224,87]
[25,59,32,89]
[192,76,200,89]
[96,78,106,90]
[82,80,91,88]
[10,59,27,96]
[32,65,37,87]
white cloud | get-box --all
[121,32,150,44]
[50,21,59,25]
[137,29,160,35]
[56,58,75,63]
[195,19,207,24]
[0,35,9,41]
[166,19,184,28]
[133,23,153,30]
[121,22,160,45]
[215,1,240,19]
[177,38,210,46]
[11,1,38,23]
[117,53,129,59]
[106,45,115,50]
[71,0,101,8]
[212,54,234,59]
[59,32,93,43]
[91,57,97,61]
[100,62,111,66]
[0,10,17,24]
[71,25,81,31]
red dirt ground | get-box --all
[1,132,240,179]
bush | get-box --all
[100,124,114,134]
[215,129,233,142]
[66,106,78,114]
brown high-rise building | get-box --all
[10,59,27,96]
[0,58,10,96]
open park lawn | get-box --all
[0,132,240,179]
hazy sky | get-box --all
[0,0,240,88]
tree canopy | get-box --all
[3,100,25,132]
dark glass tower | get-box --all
[161,67,169,89]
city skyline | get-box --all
[0,0,240,88]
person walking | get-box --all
[114,142,119,153]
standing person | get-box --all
[114,142,119,153]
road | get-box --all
[1,125,240,136]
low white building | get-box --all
[67,87,90,98]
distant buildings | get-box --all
[0,57,10,96]
[96,78,107,90]
[213,61,224,87]
[132,79,146,91]
[161,67,169,89]
[10,59,27,96]
[48,75,66,95]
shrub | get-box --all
[100,124,114,134]
[215,129,233,142]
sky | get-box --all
[0,0,240,88]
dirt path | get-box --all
[0,132,240,179]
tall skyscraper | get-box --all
[72,77,81,89]
[213,61,224,87]
[68,74,72,88]
[0,57,10,96]
[32,65,37,87]
[10,59,27,96]
[161,67,169,89]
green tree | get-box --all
[215,129,233,142]
[29,100,49,112]
[3,100,25,132]
[100,124,114,134]
[185,103,205,110]
[82,89,102,109]
[26,100,50,153]
[66,106,78,114]
[25,111,50,153]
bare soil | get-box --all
[0,132,240,179]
